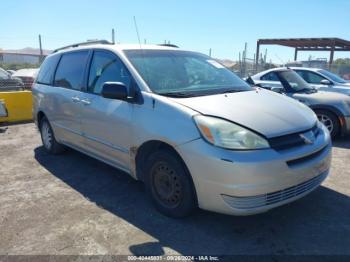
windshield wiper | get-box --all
[157,92,196,98]
[295,88,317,93]
[218,89,247,94]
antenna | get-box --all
[132,16,150,87]
[133,16,142,48]
[274,53,285,66]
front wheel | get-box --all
[145,150,197,218]
[315,110,340,138]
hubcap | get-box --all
[317,114,334,134]
[41,121,53,150]
[152,162,182,208]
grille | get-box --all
[222,171,327,210]
[286,145,328,167]
[268,124,320,151]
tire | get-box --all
[40,117,65,154]
[315,109,340,138]
[144,149,197,218]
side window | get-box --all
[36,54,61,85]
[295,70,307,80]
[305,71,326,84]
[54,51,89,90]
[88,51,131,94]
[261,72,279,81]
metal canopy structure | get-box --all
[255,38,350,67]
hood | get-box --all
[293,90,350,105]
[170,89,317,138]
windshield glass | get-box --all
[278,70,313,92]
[124,50,252,96]
[319,69,347,84]
[0,68,9,79]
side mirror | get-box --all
[271,86,284,93]
[320,79,332,85]
[101,82,128,100]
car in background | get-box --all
[33,41,332,217]
[292,67,350,93]
[248,68,350,138]
[12,68,39,89]
[252,67,350,96]
[6,70,16,76]
[0,67,24,91]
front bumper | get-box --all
[176,125,332,215]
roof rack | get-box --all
[158,44,179,48]
[53,40,113,53]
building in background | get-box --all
[0,48,51,65]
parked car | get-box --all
[0,67,24,91]
[33,41,332,217]
[253,67,350,96]
[12,68,39,89]
[248,68,350,138]
[6,70,16,75]
[293,67,350,94]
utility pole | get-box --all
[112,29,115,44]
[209,48,212,57]
[38,34,43,63]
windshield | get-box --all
[319,69,347,84]
[278,70,314,92]
[124,50,252,97]
[0,68,9,80]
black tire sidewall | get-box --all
[145,150,196,218]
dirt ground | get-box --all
[0,123,349,256]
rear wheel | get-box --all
[40,117,65,154]
[315,109,340,138]
[145,150,197,218]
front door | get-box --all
[79,50,133,171]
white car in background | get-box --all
[248,68,350,138]
[292,67,350,95]
[252,67,350,96]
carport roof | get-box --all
[257,38,350,51]
[255,38,350,66]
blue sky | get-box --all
[1,0,349,63]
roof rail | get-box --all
[158,44,179,48]
[53,40,113,53]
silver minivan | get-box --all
[33,41,332,217]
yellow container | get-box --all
[0,91,33,123]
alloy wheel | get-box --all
[41,121,53,150]
[317,114,334,134]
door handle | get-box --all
[80,99,91,106]
[71,96,80,103]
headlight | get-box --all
[193,115,270,150]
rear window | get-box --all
[36,54,60,85]
[54,51,89,90]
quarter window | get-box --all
[36,54,61,85]
[261,72,279,81]
[54,51,89,90]
[88,51,131,94]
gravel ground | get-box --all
[0,123,349,256]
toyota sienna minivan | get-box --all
[33,41,332,217]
